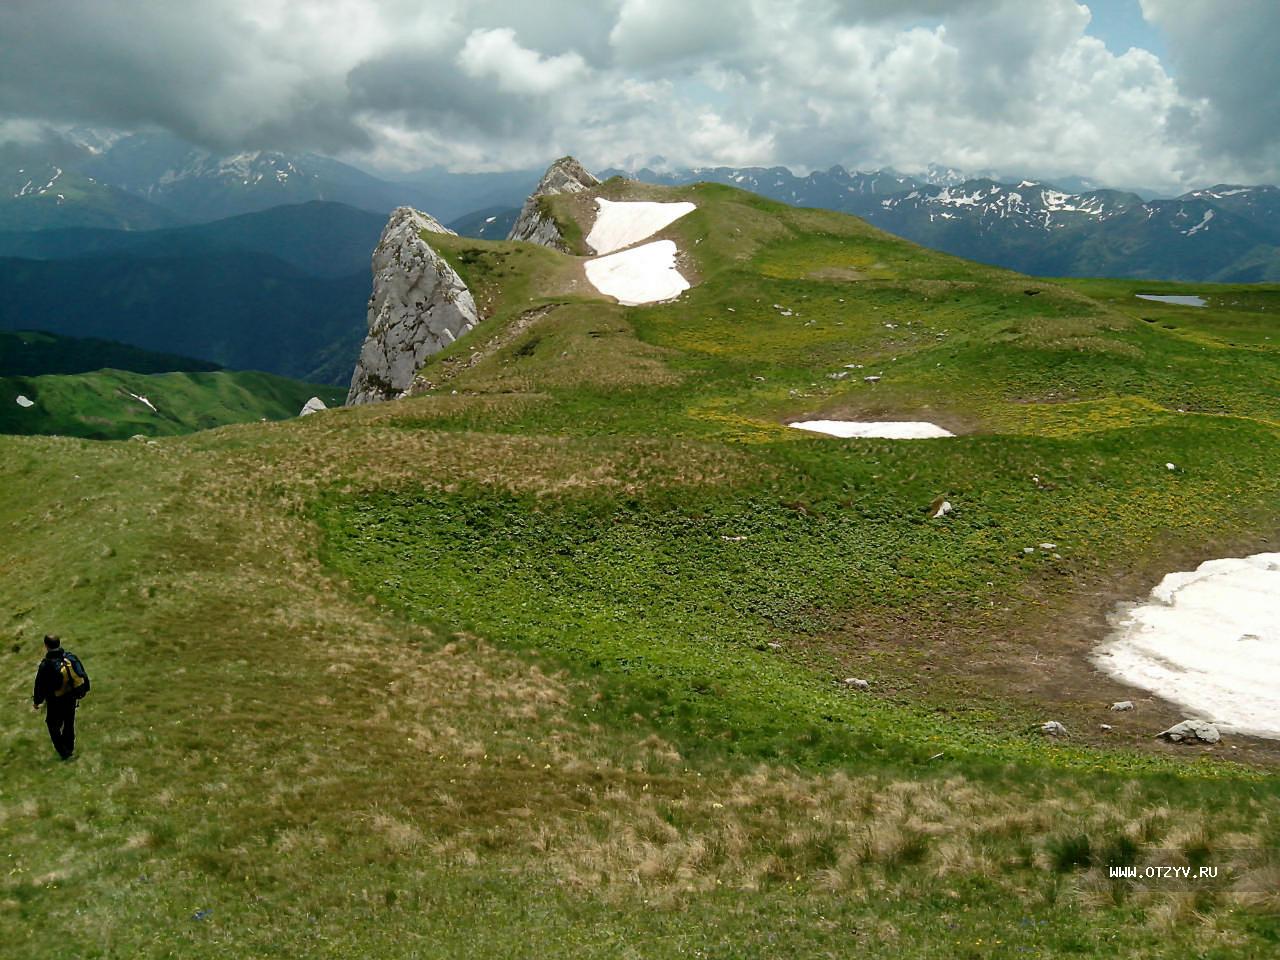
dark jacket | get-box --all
[33,650,72,708]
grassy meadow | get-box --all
[1,368,345,440]
[2,182,1278,957]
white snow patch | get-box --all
[1184,209,1214,236]
[1093,553,1280,738]
[586,198,697,255]
[788,420,954,439]
[584,240,689,305]
[127,392,157,413]
[1137,294,1206,307]
[1042,189,1089,213]
[37,168,62,194]
[933,187,980,207]
[15,394,34,408]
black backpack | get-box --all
[55,651,90,700]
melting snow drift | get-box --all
[586,198,697,255]
[127,392,157,413]
[789,420,954,439]
[584,240,689,306]
[1093,553,1280,738]
[1137,294,1206,307]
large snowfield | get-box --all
[583,240,690,306]
[582,199,696,305]
[1093,553,1280,738]
[586,198,697,255]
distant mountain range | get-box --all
[458,164,1280,282]
[0,202,381,383]
[1,129,540,229]
[603,166,1280,283]
[3,129,1277,407]
[0,198,385,276]
[447,205,519,240]
[6,128,1276,282]
[0,141,180,231]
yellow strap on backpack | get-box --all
[55,659,84,697]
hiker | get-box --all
[32,634,89,760]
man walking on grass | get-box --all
[32,634,89,760]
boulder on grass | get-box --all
[1157,719,1220,744]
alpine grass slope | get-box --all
[2,173,1279,958]
[0,330,346,439]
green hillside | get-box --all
[2,180,1278,958]
[0,252,366,383]
[0,201,386,278]
[0,329,220,377]
[1,367,344,439]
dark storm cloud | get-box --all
[0,0,378,152]
[1142,0,1280,178]
[0,2,246,142]
[348,50,535,140]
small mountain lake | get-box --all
[1136,294,1207,307]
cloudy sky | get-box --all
[0,0,1276,191]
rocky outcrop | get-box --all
[1157,719,1221,744]
[506,156,600,251]
[299,396,327,416]
[347,207,479,406]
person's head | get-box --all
[43,634,61,651]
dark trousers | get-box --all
[45,700,76,758]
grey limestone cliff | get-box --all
[506,156,600,250]
[347,207,479,406]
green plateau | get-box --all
[2,180,1278,958]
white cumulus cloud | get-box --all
[0,0,1273,190]
[458,28,588,95]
